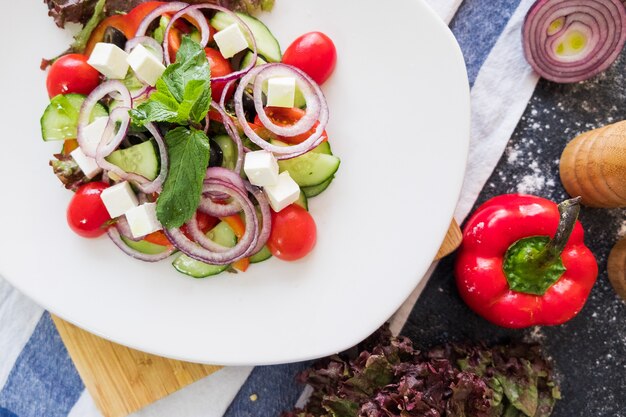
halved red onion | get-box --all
[234,64,329,159]
[165,181,258,265]
[78,81,131,158]
[125,36,165,63]
[523,0,626,83]
[164,3,258,81]
[211,101,245,173]
[108,227,176,262]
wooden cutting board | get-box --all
[52,220,461,417]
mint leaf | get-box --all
[157,127,210,228]
[133,37,211,126]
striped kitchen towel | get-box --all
[3,0,624,416]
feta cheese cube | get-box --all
[244,150,279,187]
[127,44,166,86]
[88,43,129,79]
[100,181,138,218]
[125,203,162,238]
[214,23,249,59]
[266,77,296,108]
[70,148,102,179]
[264,172,301,212]
[80,117,108,156]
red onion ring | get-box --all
[523,0,626,83]
[244,182,272,256]
[164,181,258,265]
[211,101,245,174]
[95,118,168,194]
[125,36,165,64]
[134,2,206,39]
[115,216,142,242]
[132,86,155,100]
[140,122,168,193]
[220,79,236,109]
[108,227,176,262]
[78,81,131,158]
[253,67,320,137]
[234,64,329,159]
[199,167,246,216]
[205,167,245,190]
[164,3,258,82]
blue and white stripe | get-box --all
[0,0,545,415]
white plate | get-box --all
[0,0,468,365]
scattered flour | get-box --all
[516,161,547,194]
[517,174,545,194]
[618,220,626,239]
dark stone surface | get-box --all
[402,51,626,416]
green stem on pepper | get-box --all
[503,197,582,295]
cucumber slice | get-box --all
[240,51,267,70]
[270,139,339,186]
[41,94,108,141]
[210,12,282,63]
[172,221,237,278]
[295,191,308,210]
[106,141,159,180]
[311,141,332,155]
[249,245,272,264]
[279,152,339,187]
[213,135,238,170]
[302,176,334,198]
[120,235,171,255]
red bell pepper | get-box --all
[455,194,598,328]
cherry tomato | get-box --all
[46,54,101,98]
[282,32,337,85]
[254,107,328,145]
[67,182,111,238]
[205,47,234,103]
[267,205,317,261]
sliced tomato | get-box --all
[254,107,328,145]
[205,47,234,103]
[221,215,250,272]
[179,212,220,241]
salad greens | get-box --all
[283,326,560,417]
[45,0,275,28]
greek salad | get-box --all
[42,1,339,278]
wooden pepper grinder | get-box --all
[560,121,626,207]
[608,238,626,302]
